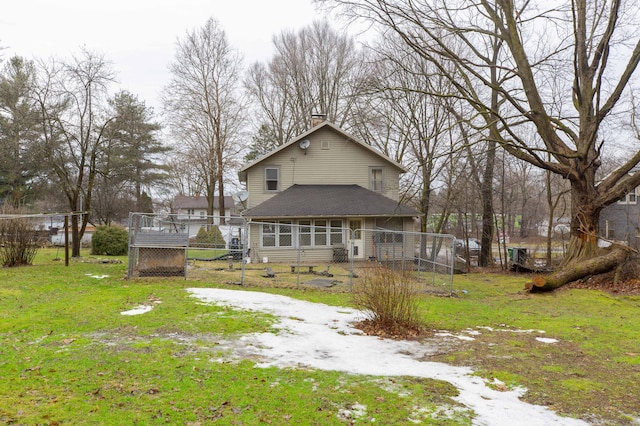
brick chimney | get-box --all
[311,113,327,128]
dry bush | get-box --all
[0,214,39,267]
[352,264,427,338]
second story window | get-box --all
[370,167,384,192]
[265,167,279,192]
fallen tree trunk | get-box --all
[526,243,632,292]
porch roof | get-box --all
[242,184,420,219]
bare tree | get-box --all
[163,18,245,221]
[33,48,115,256]
[320,0,640,289]
[352,35,458,237]
[544,157,572,267]
[244,20,367,153]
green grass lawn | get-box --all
[1,248,639,424]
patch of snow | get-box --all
[536,337,558,344]
[435,332,476,341]
[86,274,110,279]
[497,328,545,334]
[338,403,368,422]
[121,305,154,315]
[492,377,506,387]
[188,288,589,426]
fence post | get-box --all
[64,214,69,267]
[349,229,354,290]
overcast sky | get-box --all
[1,0,323,110]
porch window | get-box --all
[299,220,312,246]
[262,221,293,247]
[330,220,343,244]
[265,167,279,192]
[370,167,384,192]
[314,220,327,245]
[262,220,345,248]
[262,223,276,247]
[279,221,292,247]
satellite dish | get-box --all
[232,191,248,203]
[299,139,311,150]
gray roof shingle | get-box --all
[243,185,420,218]
[173,195,234,210]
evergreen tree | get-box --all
[93,91,168,224]
[0,56,39,208]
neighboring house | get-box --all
[172,194,236,238]
[37,215,94,246]
[50,225,95,246]
[238,120,421,263]
[536,217,571,238]
[599,186,640,248]
[173,194,234,223]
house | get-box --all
[50,224,96,246]
[38,214,95,246]
[599,186,640,248]
[171,194,237,238]
[173,194,234,223]
[536,217,571,238]
[238,119,421,263]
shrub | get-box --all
[194,225,225,247]
[91,225,128,256]
[0,215,39,267]
[351,265,426,337]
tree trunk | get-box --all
[71,213,81,258]
[559,184,602,265]
[525,182,631,291]
[526,241,631,292]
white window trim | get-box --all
[261,220,345,248]
[370,166,384,192]
[618,188,638,205]
[264,166,280,192]
[298,220,312,247]
[261,221,293,248]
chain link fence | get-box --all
[0,212,77,266]
[127,213,456,295]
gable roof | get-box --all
[239,121,407,182]
[242,184,420,218]
[173,195,234,210]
